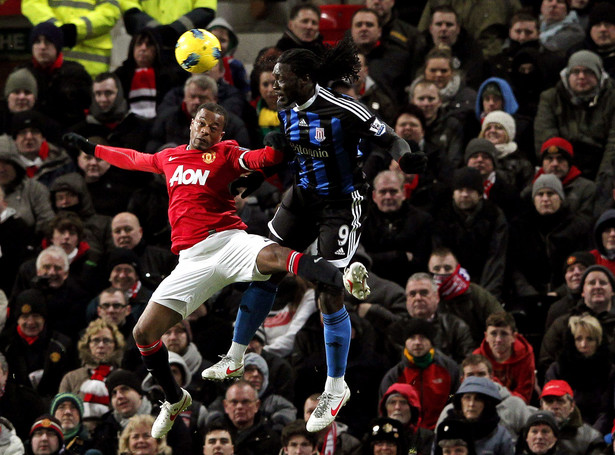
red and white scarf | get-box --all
[433,264,471,300]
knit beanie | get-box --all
[464,138,496,164]
[105,369,143,396]
[4,68,37,98]
[481,111,516,141]
[404,318,436,344]
[50,392,84,419]
[580,264,615,290]
[567,50,604,78]
[540,137,574,162]
[29,22,64,53]
[366,417,405,452]
[30,415,64,444]
[11,110,46,138]
[14,288,47,318]
[106,248,141,276]
[563,251,595,274]
[525,411,560,438]
[453,167,484,194]
[589,2,615,29]
[532,174,565,201]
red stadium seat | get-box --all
[319,4,363,44]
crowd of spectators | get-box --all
[3,0,615,454]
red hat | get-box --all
[29,415,64,443]
[540,137,574,161]
[540,380,574,399]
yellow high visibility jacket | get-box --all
[22,0,121,77]
[120,0,217,34]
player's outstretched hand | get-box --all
[63,133,97,156]
[229,172,265,199]
[264,131,293,159]
[398,151,428,174]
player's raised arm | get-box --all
[63,132,160,173]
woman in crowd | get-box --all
[117,414,171,455]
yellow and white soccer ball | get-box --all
[175,29,222,73]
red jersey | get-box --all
[95,140,283,254]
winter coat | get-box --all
[539,12,585,53]
[534,76,615,183]
[206,413,281,455]
[49,173,113,257]
[545,336,615,434]
[366,305,474,363]
[23,58,91,130]
[521,167,596,221]
[437,382,535,441]
[0,381,46,442]
[379,349,460,430]
[509,204,591,296]
[0,207,32,296]
[362,200,434,287]
[379,383,435,455]
[474,334,535,404]
[438,282,504,346]
[3,160,54,233]
[425,109,465,180]
[539,303,615,374]
[558,406,605,455]
[0,326,75,398]
[590,209,615,276]
[432,198,508,299]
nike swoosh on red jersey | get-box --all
[226,366,242,375]
[330,390,347,417]
[169,395,188,421]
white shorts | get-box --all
[151,229,275,318]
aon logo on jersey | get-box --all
[169,165,210,186]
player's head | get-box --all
[274,36,360,107]
[189,102,227,151]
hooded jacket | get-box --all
[590,209,615,275]
[475,77,519,119]
[378,383,434,455]
[449,377,515,455]
[474,334,536,404]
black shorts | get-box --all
[268,184,368,269]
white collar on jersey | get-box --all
[293,84,320,112]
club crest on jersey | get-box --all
[315,127,326,142]
[369,118,386,136]
[202,152,216,164]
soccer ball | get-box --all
[175,29,222,73]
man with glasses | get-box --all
[207,380,280,455]
[96,287,139,365]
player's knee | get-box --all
[132,321,152,345]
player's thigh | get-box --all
[317,187,368,269]
[152,231,273,318]
[268,186,319,252]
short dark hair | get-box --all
[289,3,320,21]
[510,11,539,29]
[197,102,228,128]
[485,311,516,332]
[431,5,459,23]
[281,420,317,447]
[461,354,493,375]
[351,7,382,28]
[93,71,118,85]
[205,422,234,443]
[430,246,456,259]
[46,211,84,242]
[396,104,427,131]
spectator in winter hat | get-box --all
[544,251,596,328]
[28,415,64,455]
[517,411,562,455]
[363,416,407,455]
[379,317,460,430]
[432,166,509,298]
[3,68,37,115]
[583,2,615,78]
[50,392,94,451]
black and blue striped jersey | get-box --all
[279,84,398,196]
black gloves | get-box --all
[398,152,428,175]
[229,172,265,199]
[60,23,77,48]
[63,133,96,156]
[264,131,293,160]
